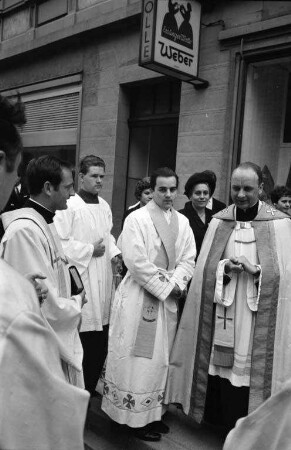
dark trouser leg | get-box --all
[80,325,109,395]
[204,375,249,431]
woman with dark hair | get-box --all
[270,185,291,216]
[122,177,153,225]
[179,172,215,258]
[0,95,88,450]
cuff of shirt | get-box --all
[143,275,174,301]
[88,243,94,260]
[109,247,122,260]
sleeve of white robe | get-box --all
[170,220,196,291]
[54,208,94,276]
[0,309,89,450]
[105,201,122,260]
[2,225,82,334]
[121,214,177,301]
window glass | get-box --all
[240,57,291,196]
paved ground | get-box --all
[84,396,225,450]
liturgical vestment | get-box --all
[102,200,196,427]
[165,202,291,423]
[54,193,120,332]
[1,207,84,386]
[0,258,89,450]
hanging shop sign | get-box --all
[139,0,205,85]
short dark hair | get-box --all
[79,155,106,175]
[0,94,26,173]
[26,155,71,195]
[150,167,179,190]
[134,177,151,200]
[235,162,263,185]
[270,185,291,204]
[202,170,217,193]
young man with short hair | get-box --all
[1,155,85,387]
[54,155,121,396]
[102,167,196,442]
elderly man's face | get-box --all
[231,167,263,210]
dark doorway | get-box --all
[126,79,181,208]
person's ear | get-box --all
[0,150,6,169]
[258,182,264,195]
[43,180,53,196]
[79,172,84,184]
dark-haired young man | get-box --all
[166,162,291,433]
[102,167,196,442]
[54,155,121,396]
[1,155,86,387]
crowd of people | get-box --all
[1,94,291,449]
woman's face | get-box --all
[190,183,210,211]
[140,188,153,206]
[275,196,291,214]
[0,152,21,211]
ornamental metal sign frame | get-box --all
[139,0,209,88]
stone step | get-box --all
[84,396,225,450]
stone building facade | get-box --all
[1,0,291,233]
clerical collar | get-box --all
[236,202,259,221]
[78,189,99,204]
[25,198,55,224]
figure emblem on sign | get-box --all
[162,0,193,49]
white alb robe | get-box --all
[0,258,89,450]
[1,208,84,387]
[209,221,262,387]
[102,202,196,427]
[54,194,120,331]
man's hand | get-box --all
[170,284,182,300]
[79,289,88,308]
[225,256,259,276]
[236,256,259,275]
[25,272,48,305]
[93,238,105,257]
[111,254,123,274]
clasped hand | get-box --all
[25,272,48,305]
[93,238,106,257]
[170,284,186,300]
[225,256,258,276]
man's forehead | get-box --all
[61,167,73,183]
[87,165,105,175]
[231,168,259,184]
[155,176,177,187]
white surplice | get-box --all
[102,202,196,427]
[0,258,89,450]
[209,221,262,387]
[54,194,120,331]
[1,208,84,387]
